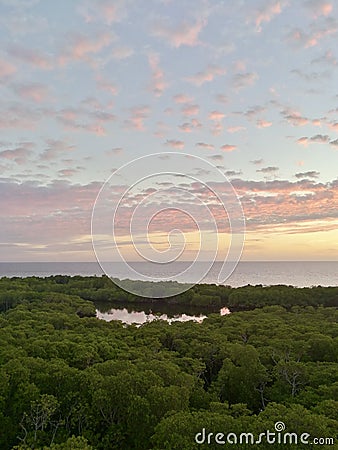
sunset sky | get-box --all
[0,0,337,262]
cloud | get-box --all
[106,147,123,155]
[0,103,41,129]
[242,105,265,120]
[1,175,338,258]
[186,65,226,86]
[56,106,112,136]
[208,154,223,162]
[58,169,79,178]
[173,93,194,104]
[7,44,52,69]
[148,53,168,97]
[165,139,185,149]
[330,138,338,147]
[287,18,338,48]
[282,110,309,126]
[13,82,49,102]
[195,142,215,151]
[0,58,16,78]
[154,121,170,138]
[327,122,338,131]
[78,0,127,24]
[220,144,236,152]
[311,49,337,66]
[209,111,225,121]
[181,104,199,116]
[250,159,264,165]
[233,72,258,89]
[0,179,102,254]
[227,126,246,133]
[254,1,283,32]
[225,170,242,177]
[257,119,272,128]
[215,94,228,104]
[295,171,320,179]
[256,166,279,174]
[124,106,150,131]
[59,32,113,64]
[40,139,75,161]
[291,68,330,82]
[111,45,134,59]
[191,118,202,129]
[96,77,119,96]
[297,134,330,145]
[304,0,333,18]
[0,142,34,165]
[152,18,206,48]
[178,123,193,133]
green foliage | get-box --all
[0,276,337,449]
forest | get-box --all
[0,275,337,449]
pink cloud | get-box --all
[148,53,168,97]
[96,77,119,95]
[58,169,78,178]
[0,104,40,130]
[13,83,49,103]
[305,0,333,17]
[327,122,338,131]
[179,123,193,133]
[181,104,199,116]
[227,126,246,133]
[56,107,110,136]
[0,58,16,78]
[220,144,236,152]
[173,93,194,104]
[78,0,126,24]
[287,19,338,48]
[60,32,112,65]
[283,110,309,126]
[186,65,226,86]
[8,45,52,69]
[254,1,283,32]
[297,137,309,146]
[177,118,202,133]
[40,139,75,161]
[154,121,170,138]
[125,106,150,131]
[0,142,34,165]
[209,111,225,121]
[165,139,185,149]
[152,19,206,48]
[211,123,224,136]
[257,119,272,128]
[297,134,331,146]
[191,118,202,129]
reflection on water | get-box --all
[95,301,230,325]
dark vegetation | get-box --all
[0,275,337,449]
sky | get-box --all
[0,0,337,263]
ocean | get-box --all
[0,261,337,287]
